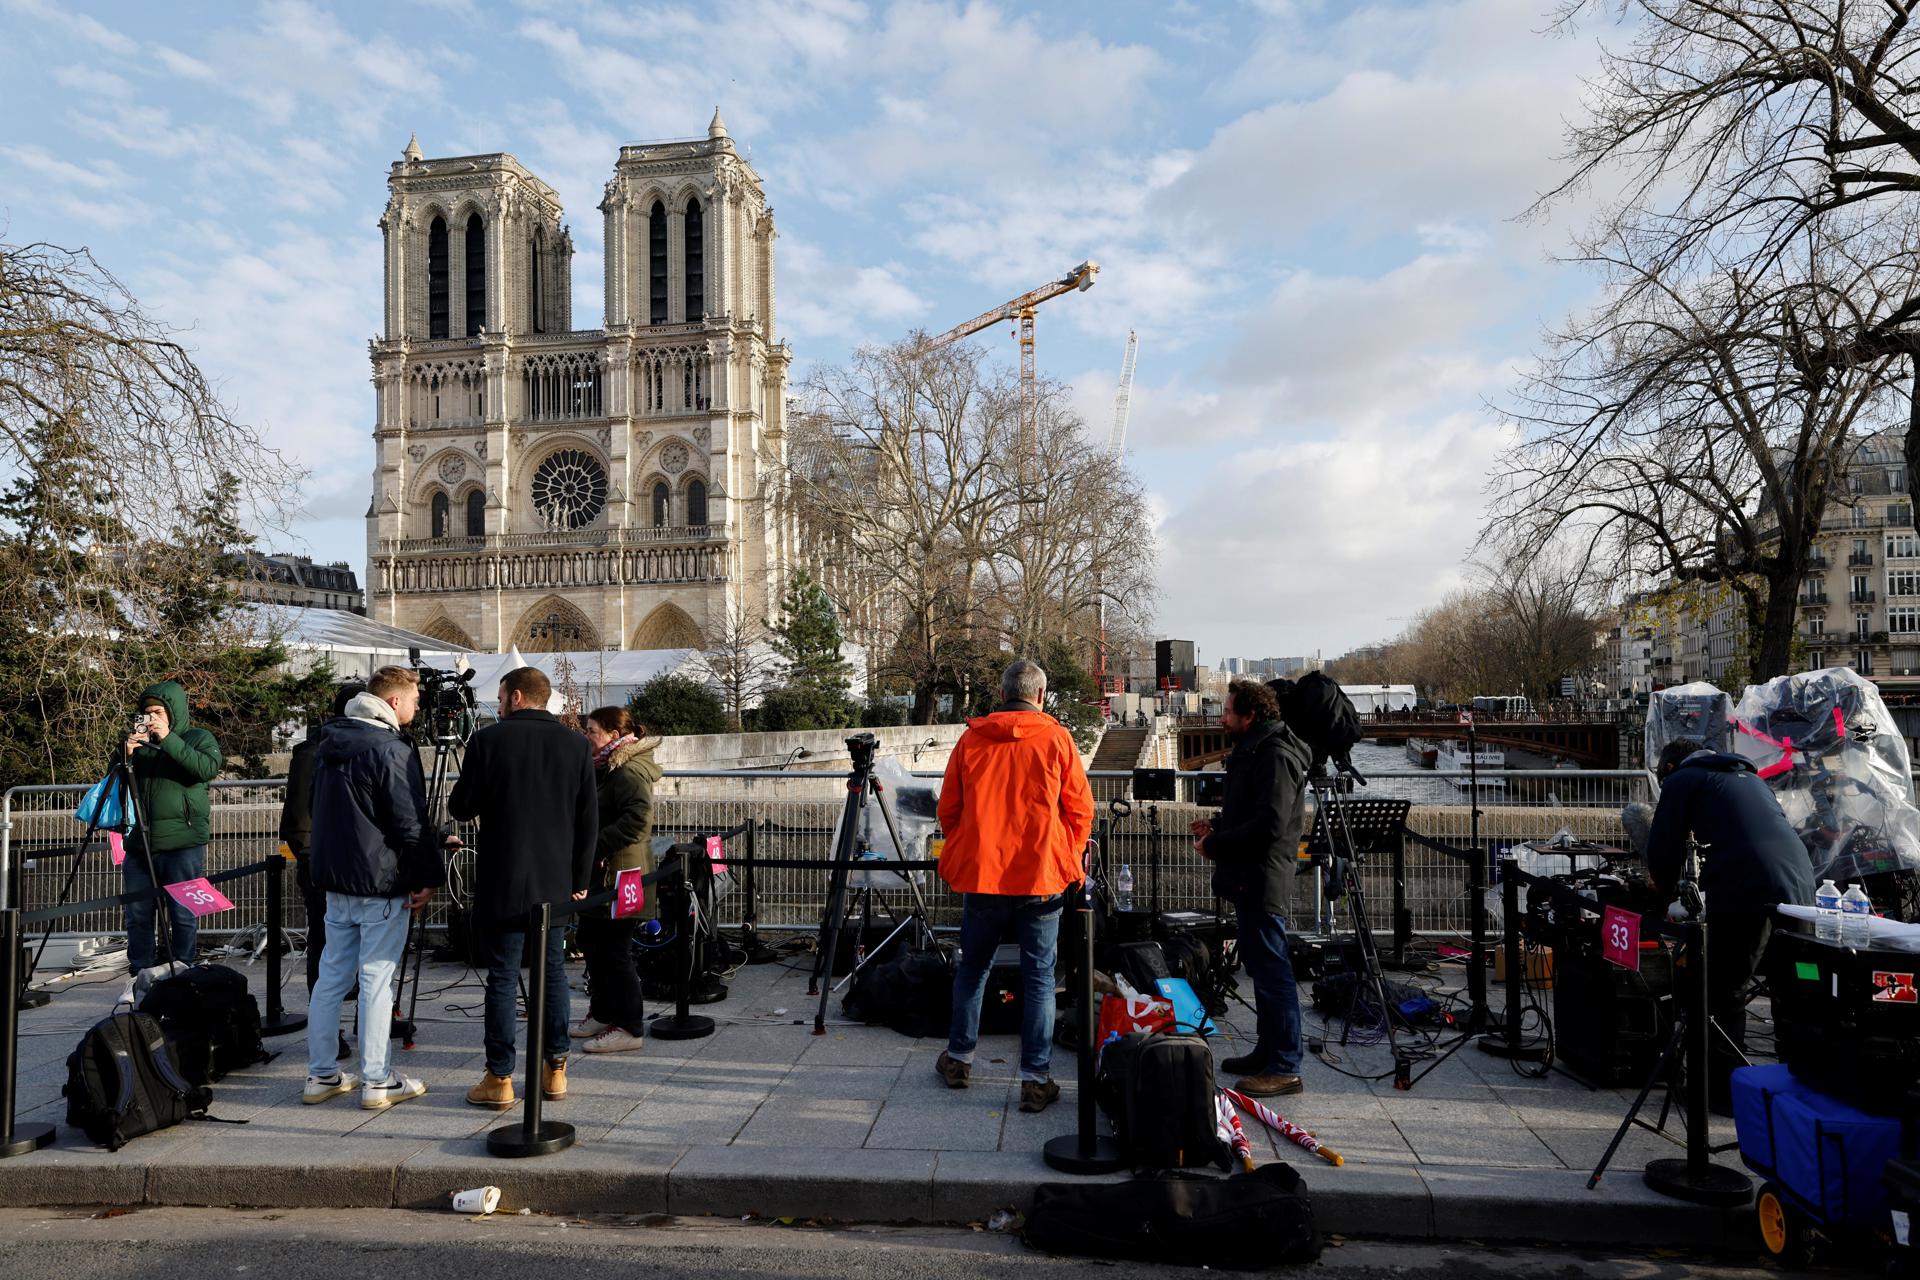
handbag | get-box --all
[74,774,127,830]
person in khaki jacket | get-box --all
[934,659,1095,1114]
[572,706,661,1053]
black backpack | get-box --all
[841,946,953,1039]
[1274,672,1361,773]
[138,963,271,1085]
[64,1011,212,1150]
[1025,1163,1321,1268]
[1096,1030,1228,1172]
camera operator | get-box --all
[1646,737,1814,1109]
[448,666,597,1110]
[1190,679,1311,1098]
[122,681,223,975]
[281,681,366,1003]
[935,659,1095,1114]
[301,667,449,1110]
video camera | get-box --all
[407,647,478,745]
[846,730,880,774]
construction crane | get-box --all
[1107,329,1138,455]
[921,260,1099,457]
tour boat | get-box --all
[1404,738,1437,768]
[1435,738,1506,788]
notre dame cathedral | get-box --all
[365,110,794,652]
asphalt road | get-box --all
[0,1208,1799,1278]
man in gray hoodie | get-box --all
[301,666,448,1110]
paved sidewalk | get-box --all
[0,946,1756,1247]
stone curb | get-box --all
[0,1142,1752,1247]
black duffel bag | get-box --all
[139,963,271,1085]
[1025,1163,1322,1268]
[842,945,953,1038]
[1096,1030,1228,1172]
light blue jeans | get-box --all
[947,892,1063,1082]
[306,892,412,1083]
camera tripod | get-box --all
[1308,766,1412,1065]
[25,741,172,1004]
[388,676,471,1049]
[810,734,936,1034]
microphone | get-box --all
[1621,801,1655,858]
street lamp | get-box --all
[911,737,938,765]
[780,746,810,771]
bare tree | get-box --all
[694,599,783,731]
[1491,234,1899,679]
[0,242,304,785]
[1497,3,1920,677]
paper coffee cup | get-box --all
[451,1185,501,1215]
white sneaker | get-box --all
[570,1015,610,1039]
[582,1026,646,1054]
[361,1074,427,1110]
[304,1070,360,1104]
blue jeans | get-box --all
[948,892,1063,1082]
[122,844,205,972]
[1232,894,1304,1074]
[306,893,413,1082]
[480,921,572,1078]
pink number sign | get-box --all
[612,867,646,918]
[1601,904,1641,971]
[164,877,233,917]
[705,834,728,874]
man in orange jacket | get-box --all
[935,659,1095,1114]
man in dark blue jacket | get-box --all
[1647,738,1814,1102]
[301,667,448,1111]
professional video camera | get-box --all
[407,647,478,745]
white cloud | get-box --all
[0,143,131,193]
[51,63,133,98]
[153,45,219,84]
[0,0,138,56]
[779,239,929,344]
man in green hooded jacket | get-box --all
[122,681,223,972]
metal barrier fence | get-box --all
[1,767,1658,952]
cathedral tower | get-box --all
[366,115,792,653]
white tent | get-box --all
[1339,684,1417,714]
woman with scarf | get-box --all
[572,706,661,1053]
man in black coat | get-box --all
[449,665,597,1109]
[1647,737,1815,1104]
[1191,680,1312,1098]
[281,681,365,996]
[302,667,447,1110]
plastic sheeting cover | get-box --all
[1645,681,1735,765]
[1730,667,1920,880]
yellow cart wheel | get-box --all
[1756,1183,1818,1266]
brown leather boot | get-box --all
[466,1071,515,1109]
[1236,1072,1304,1098]
[542,1057,568,1101]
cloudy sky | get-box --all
[0,0,1618,663]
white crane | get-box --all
[1107,329,1138,455]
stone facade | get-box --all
[365,113,794,651]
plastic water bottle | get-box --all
[1842,883,1874,949]
[1815,879,1843,945]
[1116,863,1134,911]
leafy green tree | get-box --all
[629,672,728,736]
[859,697,907,728]
[749,683,853,733]
[769,570,852,701]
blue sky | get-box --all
[0,0,1616,661]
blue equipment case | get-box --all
[1734,1063,1903,1230]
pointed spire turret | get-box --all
[708,107,728,139]
[403,132,423,162]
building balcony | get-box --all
[1873,631,1891,644]
[1852,590,1878,604]
[1851,552,1876,566]
[372,525,726,596]
[1799,593,1829,606]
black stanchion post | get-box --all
[0,908,54,1158]
[651,868,715,1041]
[260,854,306,1036]
[1478,857,1545,1061]
[486,902,574,1158]
[1643,916,1751,1204]
[1044,877,1124,1174]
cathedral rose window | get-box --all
[531,449,607,530]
